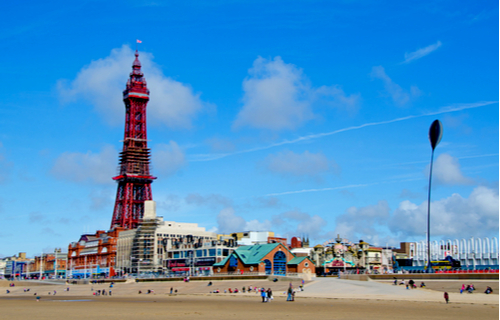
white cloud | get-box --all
[389,186,499,238]
[185,193,233,209]
[216,207,247,233]
[314,85,361,115]
[50,144,117,184]
[233,56,359,131]
[245,219,273,232]
[156,194,182,212]
[215,206,323,238]
[403,41,442,64]
[152,141,187,176]
[58,45,210,129]
[334,201,391,241]
[272,210,327,237]
[427,153,473,185]
[261,150,338,182]
[371,66,420,107]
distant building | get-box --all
[2,252,32,279]
[267,236,287,246]
[27,249,67,279]
[213,242,315,277]
[219,231,275,246]
[290,236,309,248]
[163,239,236,276]
[67,228,123,278]
[115,201,217,275]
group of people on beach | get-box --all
[460,284,475,294]
[393,278,424,289]
[259,288,273,302]
[93,289,111,296]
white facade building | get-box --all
[116,201,217,275]
[236,231,273,246]
[412,237,499,268]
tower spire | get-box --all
[110,51,156,230]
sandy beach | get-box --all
[1,278,497,320]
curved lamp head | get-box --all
[429,119,443,150]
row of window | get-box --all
[157,234,212,239]
[172,249,231,259]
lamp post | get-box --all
[54,250,57,279]
[39,253,43,280]
[426,120,443,273]
[471,237,476,271]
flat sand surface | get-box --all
[1,278,497,320]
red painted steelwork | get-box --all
[111,51,156,230]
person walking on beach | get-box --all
[261,288,267,302]
[444,292,449,304]
[287,286,293,301]
[267,288,273,301]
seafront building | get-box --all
[115,201,218,276]
[28,249,67,279]
[0,250,68,280]
[396,238,499,271]
[1,253,32,279]
[67,229,122,277]
[213,242,315,277]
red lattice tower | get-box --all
[111,50,156,229]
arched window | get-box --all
[229,255,238,268]
[263,259,272,275]
[273,251,287,275]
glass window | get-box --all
[217,249,221,256]
[223,249,229,256]
[196,250,203,257]
[173,252,179,258]
[203,250,207,257]
[209,249,216,257]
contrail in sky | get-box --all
[189,101,497,162]
[263,183,377,197]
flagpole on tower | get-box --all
[136,39,142,51]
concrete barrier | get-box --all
[340,274,369,281]
[369,273,499,281]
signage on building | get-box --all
[331,260,345,267]
[167,259,187,268]
[195,257,216,266]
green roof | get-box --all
[234,243,281,265]
[213,243,304,268]
[213,243,284,267]
[287,256,307,265]
[213,255,231,267]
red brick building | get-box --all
[213,243,315,275]
[67,228,125,278]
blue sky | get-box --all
[0,0,498,257]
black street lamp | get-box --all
[426,120,443,272]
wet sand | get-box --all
[1,279,497,320]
